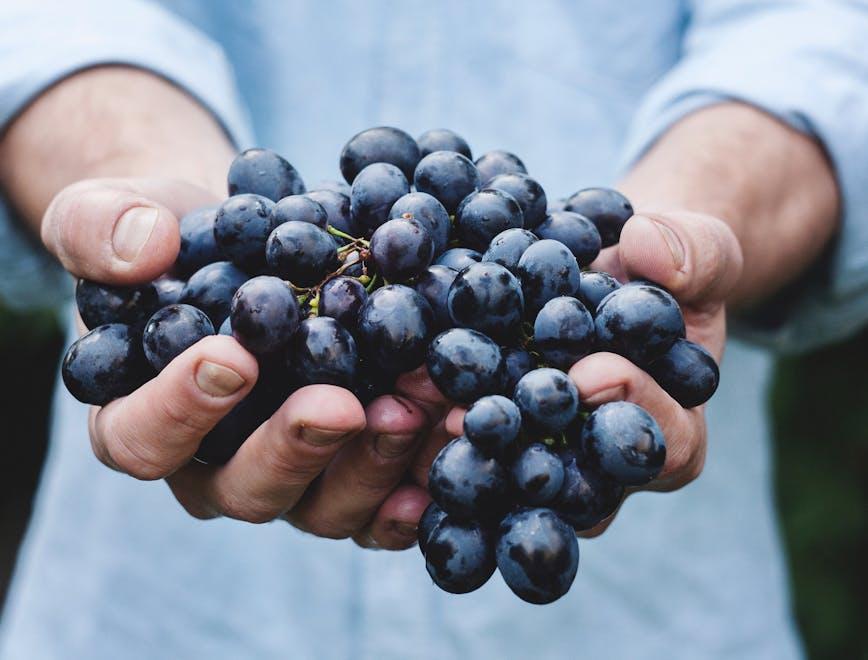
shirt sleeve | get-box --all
[618,0,868,354]
[0,0,254,311]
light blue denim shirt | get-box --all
[2,2,868,658]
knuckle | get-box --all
[215,490,276,524]
[304,517,353,540]
[107,441,168,481]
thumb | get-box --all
[41,177,218,284]
[618,211,743,306]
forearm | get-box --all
[618,102,840,306]
[0,66,234,231]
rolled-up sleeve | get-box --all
[0,0,253,310]
[619,0,868,353]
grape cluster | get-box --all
[61,126,721,603]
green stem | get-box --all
[327,225,358,242]
[365,273,379,293]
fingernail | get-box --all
[394,522,417,537]
[373,433,417,458]
[642,216,685,270]
[195,361,245,397]
[112,207,159,262]
[301,426,352,446]
[583,384,626,406]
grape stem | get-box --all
[328,225,370,248]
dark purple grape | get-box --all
[227,148,305,201]
[513,368,580,434]
[487,173,547,229]
[502,348,537,395]
[152,277,185,307]
[416,128,472,159]
[214,193,277,271]
[428,435,508,521]
[142,304,215,371]
[581,401,666,486]
[271,195,328,229]
[646,338,719,408]
[230,276,300,356]
[62,324,152,405]
[447,262,524,342]
[305,189,359,237]
[75,279,159,330]
[564,187,633,248]
[180,261,248,327]
[512,443,565,506]
[555,449,624,531]
[389,191,450,256]
[265,221,339,287]
[310,179,351,197]
[533,296,595,369]
[418,501,448,556]
[496,507,579,605]
[516,239,582,317]
[414,151,481,214]
[288,317,357,388]
[413,265,458,330]
[534,211,602,266]
[319,276,367,330]
[337,248,366,278]
[434,247,482,272]
[356,285,435,374]
[482,228,538,274]
[350,162,411,235]
[176,206,221,276]
[463,395,521,458]
[425,517,496,594]
[340,126,420,183]
[426,328,506,403]
[577,271,621,314]
[370,217,434,282]
[455,189,524,252]
[594,283,685,366]
[474,150,527,185]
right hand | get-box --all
[44,177,442,549]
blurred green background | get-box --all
[0,304,865,659]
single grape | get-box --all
[581,401,666,486]
[310,179,351,197]
[319,276,368,330]
[426,328,506,403]
[474,150,527,185]
[305,189,359,237]
[486,173,547,229]
[337,247,366,278]
[646,338,720,408]
[350,162,411,235]
[218,317,232,336]
[228,148,305,201]
[265,221,339,287]
[555,449,624,531]
[142,304,215,371]
[463,395,521,458]
[75,279,159,330]
[418,501,448,556]
[389,191,450,256]
[496,507,579,605]
[434,247,482,271]
[176,206,221,276]
[416,128,472,159]
[547,198,568,213]
[152,277,185,307]
[564,187,633,248]
[425,517,496,595]
[455,189,524,252]
[62,324,152,405]
[533,296,595,369]
[340,126,420,183]
[180,261,248,327]
[288,317,358,388]
[577,271,621,314]
[414,151,480,214]
[513,368,580,434]
[356,285,435,374]
[370,217,434,282]
[516,239,582,317]
[594,283,685,366]
[512,443,565,506]
[271,194,328,229]
[447,262,524,342]
[502,348,537,395]
[413,265,458,330]
[534,211,602,266]
[482,228,538,274]
[428,436,508,521]
[230,276,300,355]
[214,193,277,271]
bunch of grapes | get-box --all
[62,126,720,603]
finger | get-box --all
[41,177,217,284]
[408,418,454,487]
[444,406,466,438]
[286,395,429,538]
[167,385,366,524]
[569,352,706,492]
[90,335,257,480]
[395,365,450,416]
[353,484,431,550]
